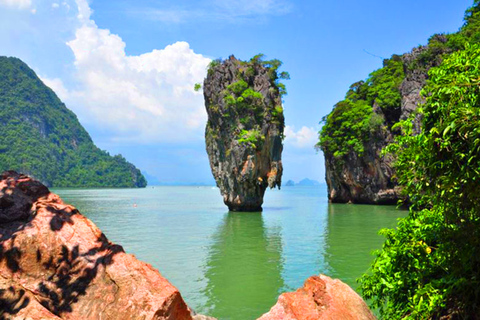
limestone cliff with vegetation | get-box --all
[0,57,146,188]
[202,55,288,211]
[317,2,480,204]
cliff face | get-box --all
[321,36,451,204]
[0,57,146,188]
[0,171,189,319]
[323,122,398,204]
[203,56,285,211]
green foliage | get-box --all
[318,1,480,161]
[206,54,287,152]
[0,57,146,188]
[207,59,222,76]
[249,53,265,64]
[366,56,404,112]
[249,54,290,97]
[224,80,264,120]
[279,71,290,80]
[227,79,249,95]
[237,129,264,149]
[194,83,202,92]
[317,58,401,158]
[318,99,380,158]
[360,44,480,319]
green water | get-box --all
[53,185,405,320]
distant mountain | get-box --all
[285,180,295,186]
[297,178,321,186]
[0,56,146,187]
[143,172,161,186]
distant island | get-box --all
[0,57,146,188]
[297,178,321,186]
[284,179,321,186]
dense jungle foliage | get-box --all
[317,0,480,160]
[0,57,146,187]
[356,1,480,318]
[361,42,480,320]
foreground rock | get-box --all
[203,55,285,211]
[0,171,192,319]
[258,275,376,320]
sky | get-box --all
[0,0,473,185]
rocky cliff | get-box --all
[203,55,286,211]
[319,33,459,204]
[0,171,190,319]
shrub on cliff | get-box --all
[318,0,480,165]
[360,44,480,319]
[317,56,402,159]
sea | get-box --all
[53,185,406,320]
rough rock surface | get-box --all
[324,36,450,204]
[203,56,284,211]
[0,171,192,319]
[258,275,376,320]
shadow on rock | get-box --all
[0,171,193,320]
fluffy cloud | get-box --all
[64,0,211,143]
[284,125,318,149]
[0,0,32,9]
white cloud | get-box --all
[284,125,318,149]
[65,0,211,143]
[75,0,91,22]
[0,0,32,9]
[52,3,59,8]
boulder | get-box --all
[0,171,192,320]
[258,275,376,320]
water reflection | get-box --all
[324,204,406,289]
[201,212,284,320]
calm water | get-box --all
[53,185,405,320]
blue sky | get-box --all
[0,0,473,184]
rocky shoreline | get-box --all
[0,171,375,319]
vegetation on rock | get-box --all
[318,0,480,162]
[360,41,480,319]
[205,54,288,151]
[317,56,403,159]
[203,54,286,211]
[0,56,146,187]
[317,0,480,205]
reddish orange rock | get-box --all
[258,275,376,320]
[0,171,193,320]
